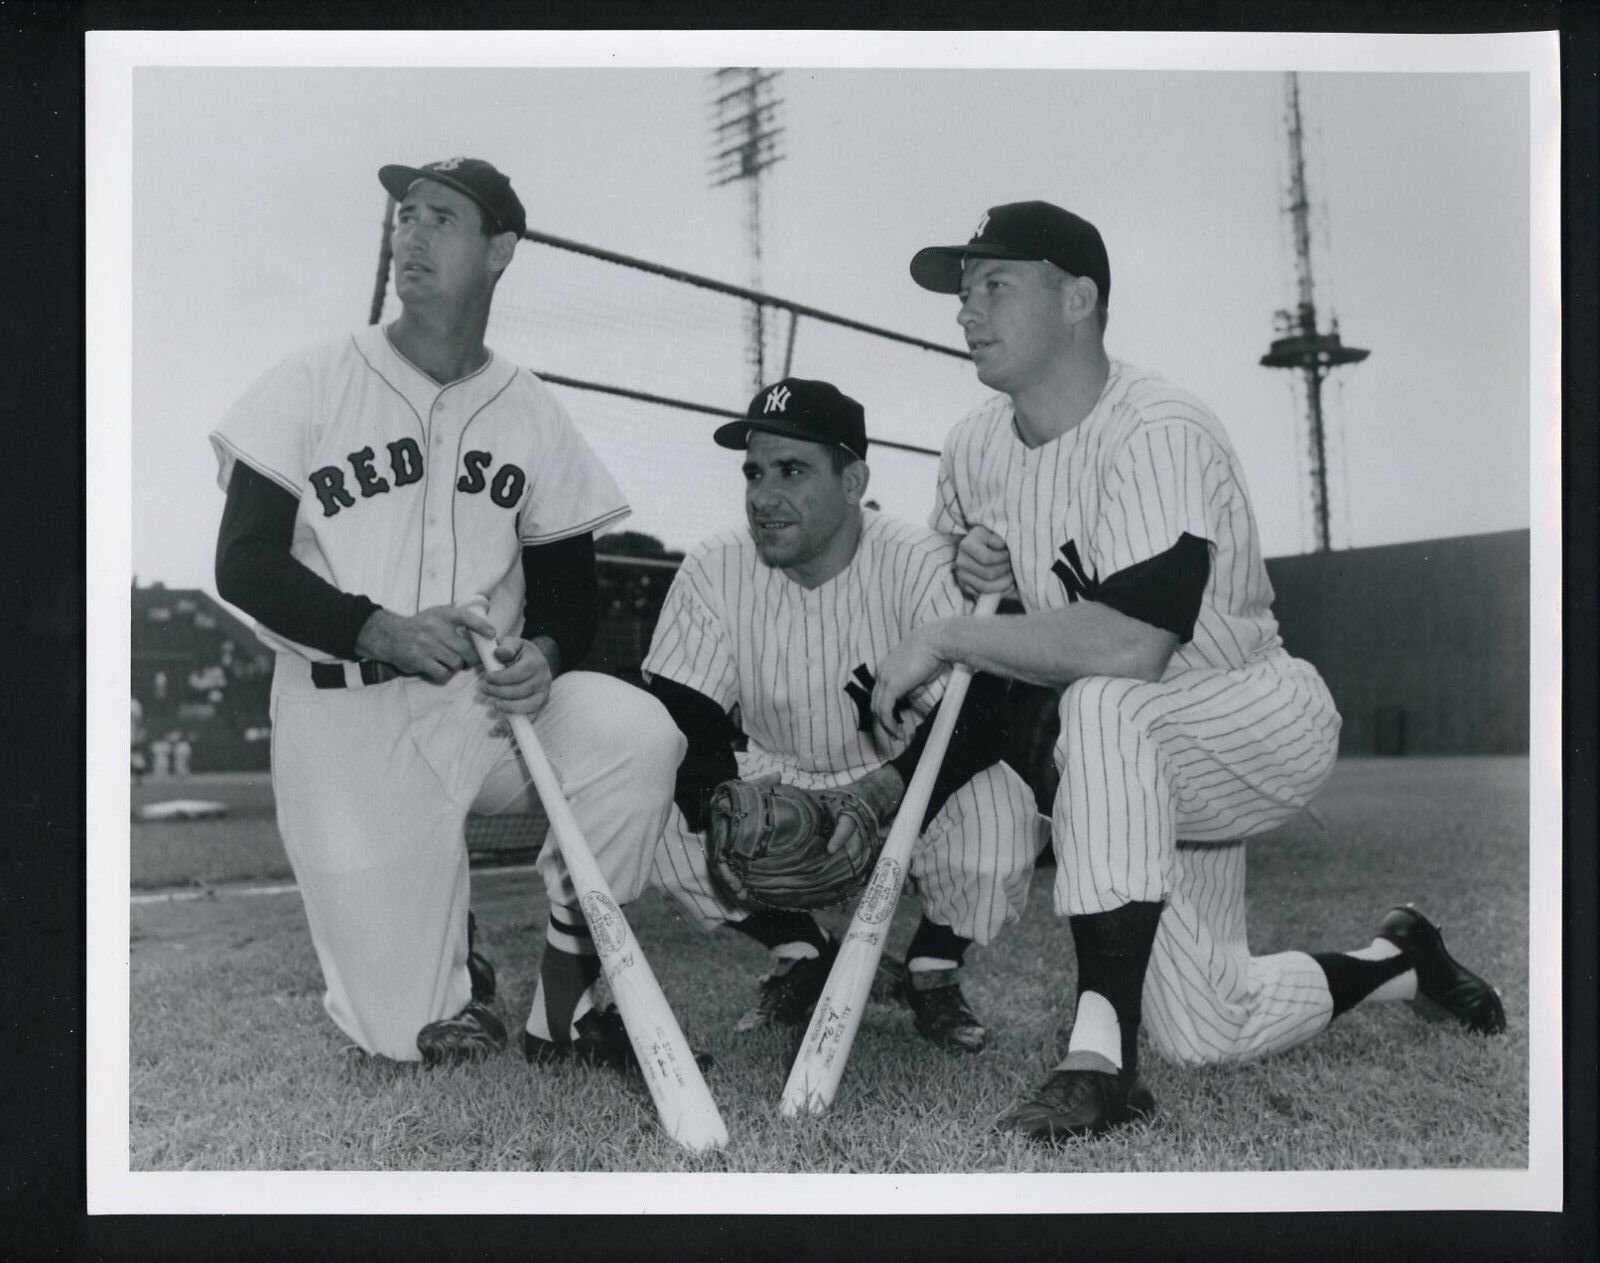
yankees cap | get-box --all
[713,378,869,461]
[909,201,1110,305]
[378,157,528,237]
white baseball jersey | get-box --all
[933,359,1281,677]
[207,327,683,1061]
[643,511,1040,943]
[933,359,1343,1067]
[210,324,629,655]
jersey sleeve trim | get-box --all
[1093,530,1211,643]
[209,432,301,499]
[520,504,630,546]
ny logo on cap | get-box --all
[763,385,792,414]
[431,157,468,172]
[973,211,991,238]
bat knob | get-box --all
[461,594,491,616]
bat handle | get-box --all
[969,589,1004,619]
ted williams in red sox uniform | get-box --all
[211,158,689,1072]
[642,379,1040,1050]
[871,202,1506,1142]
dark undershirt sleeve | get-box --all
[647,675,741,833]
[1093,531,1212,643]
[885,671,1012,832]
[214,462,380,659]
[520,534,599,672]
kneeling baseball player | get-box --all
[643,378,1042,1052]
[212,157,689,1073]
[870,201,1507,1142]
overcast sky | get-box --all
[119,43,1542,594]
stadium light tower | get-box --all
[707,68,785,392]
[1260,71,1369,553]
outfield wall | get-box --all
[135,528,1529,773]
[1264,529,1529,755]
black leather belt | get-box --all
[310,660,406,689]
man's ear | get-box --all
[843,459,871,506]
[487,231,518,275]
[1065,275,1100,327]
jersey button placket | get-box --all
[421,395,451,606]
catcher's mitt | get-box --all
[704,778,882,911]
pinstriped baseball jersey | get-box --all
[209,324,628,657]
[932,357,1344,1068]
[642,511,960,786]
[644,509,1040,943]
[932,359,1282,676]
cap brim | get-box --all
[379,164,433,203]
[712,419,865,459]
[378,165,517,234]
[909,242,1043,293]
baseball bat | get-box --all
[781,590,1004,1116]
[461,597,729,1153]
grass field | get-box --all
[131,772,547,887]
[128,757,1529,1173]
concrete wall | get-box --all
[1266,529,1529,754]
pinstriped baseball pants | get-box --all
[1051,653,1344,1065]
[652,758,1043,944]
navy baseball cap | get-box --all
[713,378,869,461]
[910,201,1110,305]
[378,157,528,237]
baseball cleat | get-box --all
[997,1068,1156,1144]
[733,936,840,1033]
[467,911,496,1004]
[1376,904,1507,1035]
[415,1000,508,1067]
[900,966,989,1053]
[522,1005,714,1075]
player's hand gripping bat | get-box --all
[462,596,728,1153]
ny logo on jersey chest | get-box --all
[1051,539,1100,602]
[843,663,877,734]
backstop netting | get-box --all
[371,214,993,865]
[371,220,994,548]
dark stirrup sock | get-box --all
[729,908,831,954]
[538,906,602,1041]
[905,916,972,969]
[1068,901,1165,1076]
[1310,951,1416,1019]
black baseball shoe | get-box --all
[1376,903,1507,1035]
[733,936,841,1033]
[900,966,989,1053]
[522,1005,714,1075]
[467,911,496,1004]
[997,1068,1156,1144]
[416,1000,508,1068]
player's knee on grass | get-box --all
[1140,997,1231,1068]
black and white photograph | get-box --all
[86,29,1560,1215]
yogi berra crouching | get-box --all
[211,157,689,1072]
[642,378,1042,1052]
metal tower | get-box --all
[1260,71,1369,553]
[707,68,785,392]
